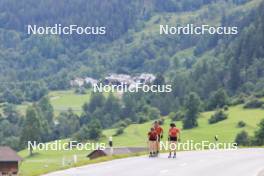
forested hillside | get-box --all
[0,1,264,174]
[0,0,145,92]
[0,0,263,101]
[0,0,263,157]
[0,0,263,118]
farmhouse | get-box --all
[87,147,147,160]
[104,74,134,86]
[84,77,98,87]
[0,147,22,176]
[70,73,156,89]
[70,77,98,87]
[134,73,156,84]
[70,77,85,87]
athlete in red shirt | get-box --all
[148,127,158,157]
[168,123,180,158]
[154,121,163,155]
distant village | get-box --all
[70,73,156,89]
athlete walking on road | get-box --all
[154,121,163,155]
[148,127,158,157]
[168,123,180,158]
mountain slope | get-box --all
[0,0,263,105]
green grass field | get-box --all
[19,139,95,176]
[14,90,92,116]
[103,104,264,145]
[18,138,143,176]
[49,90,92,115]
[18,103,264,176]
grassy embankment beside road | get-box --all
[19,100,264,176]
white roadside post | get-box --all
[73,154,77,164]
[62,157,65,167]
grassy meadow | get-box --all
[103,104,264,146]
[49,90,92,115]
[13,90,92,116]
[18,103,264,176]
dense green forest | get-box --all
[0,0,264,150]
[0,0,263,101]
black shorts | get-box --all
[149,138,157,141]
[169,136,177,141]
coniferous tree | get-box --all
[20,106,42,156]
[254,119,264,145]
[183,92,201,129]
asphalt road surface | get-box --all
[44,148,264,176]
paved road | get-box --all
[44,148,264,176]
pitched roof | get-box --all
[0,147,22,162]
[87,147,147,157]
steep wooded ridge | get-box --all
[0,0,263,102]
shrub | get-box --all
[243,99,264,109]
[208,110,228,124]
[170,111,184,121]
[240,82,255,94]
[235,131,250,146]
[207,89,229,110]
[223,105,229,111]
[2,136,20,150]
[168,112,176,120]
[75,119,102,141]
[73,127,88,142]
[148,107,160,120]
[114,127,124,136]
[254,90,264,98]
[124,118,132,125]
[113,120,128,128]
[237,121,246,128]
[230,94,246,105]
[159,117,165,125]
[253,119,264,145]
[138,115,149,124]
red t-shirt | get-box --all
[155,126,163,136]
[169,127,180,137]
[148,131,157,140]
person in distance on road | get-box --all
[154,121,163,155]
[148,127,158,157]
[168,123,180,158]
